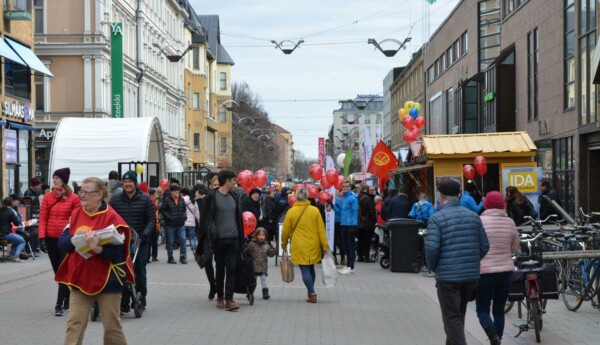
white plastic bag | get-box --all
[321,253,338,287]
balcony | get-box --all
[3,0,32,21]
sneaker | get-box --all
[152,256,159,262]
[167,256,177,264]
[19,253,30,260]
[339,267,354,275]
[216,298,225,309]
[55,306,64,317]
[225,299,240,311]
[180,255,187,264]
[8,255,21,263]
[337,267,349,274]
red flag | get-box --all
[367,140,399,189]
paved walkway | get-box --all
[1,248,599,345]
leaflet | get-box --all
[72,225,124,259]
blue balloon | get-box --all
[409,107,419,118]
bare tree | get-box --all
[293,150,318,181]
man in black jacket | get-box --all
[538,179,561,221]
[24,177,43,254]
[382,185,412,220]
[160,183,188,264]
[109,170,156,310]
[358,186,377,262]
[198,169,244,311]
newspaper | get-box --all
[72,225,124,259]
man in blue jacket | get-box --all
[460,183,483,214]
[425,179,489,345]
[333,180,358,275]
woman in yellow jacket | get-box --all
[281,188,329,303]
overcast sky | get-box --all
[192,0,460,159]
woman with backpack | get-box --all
[505,186,536,226]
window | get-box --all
[220,137,227,154]
[446,88,455,134]
[427,66,434,84]
[192,46,199,69]
[220,105,227,122]
[34,0,43,34]
[193,92,200,110]
[376,114,382,124]
[206,130,216,163]
[193,133,200,150]
[528,28,539,121]
[4,60,30,99]
[447,46,454,66]
[564,0,575,109]
[553,136,574,216]
[364,114,371,124]
[578,0,597,125]
[429,93,443,134]
[35,75,45,111]
[461,31,468,55]
[479,0,501,70]
[220,72,227,90]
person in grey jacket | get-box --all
[425,179,490,345]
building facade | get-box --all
[272,124,294,181]
[1,1,52,196]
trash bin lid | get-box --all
[387,218,419,226]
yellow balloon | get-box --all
[135,164,144,174]
[398,108,406,119]
[404,101,414,110]
[413,102,421,111]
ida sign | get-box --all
[507,171,537,193]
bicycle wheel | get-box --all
[562,260,585,311]
[531,298,541,343]
[504,301,514,314]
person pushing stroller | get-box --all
[248,227,275,300]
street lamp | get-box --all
[152,42,193,62]
[368,37,412,57]
[221,99,240,112]
[271,40,305,54]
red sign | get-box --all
[318,137,325,168]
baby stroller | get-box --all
[234,242,257,305]
[374,223,391,269]
[91,230,143,321]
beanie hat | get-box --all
[30,177,41,187]
[169,183,181,191]
[122,170,138,185]
[170,177,180,184]
[53,167,71,184]
[249,188,261,197]
[139,181,149,194]
[483,190,506,210]
[437,179,461,197]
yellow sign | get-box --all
[507,171,538,193]
[373,152,390,166]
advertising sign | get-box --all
[111,23,124,118]
[325,209,335,253]
[502,167,543,216]
[318,137,325,168]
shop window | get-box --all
[4,60,30,99]
[553,136,575,216]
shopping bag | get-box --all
[321,253,338,287]
[280,251,294,283]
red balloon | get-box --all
[253,170,268,187]
[335,175,345,190]
[242,211,257,237]
[463,165,476,179]
[474,156,487,167]
[159,178,169,191]
[403,130,417,143]
[309,164,323,180]
[326,168,338,185]
[411,127,420,137]
[237,170,253,188]
[288,195,297,206]
[294,183,304,193]
[401,115,415,130]
[317,191,330,204]
[476,164,488,176]
[320,176,331,189]
[307,184,319,199]
[415,116,426,129]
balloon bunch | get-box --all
[237,169,268,194]
[399,101,425,143]
[463,155,488,194]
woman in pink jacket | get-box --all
[38,168,81,316]
[476,191,520,345]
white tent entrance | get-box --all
[49,117,166,185]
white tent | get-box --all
[49,117,166,184]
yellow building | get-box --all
[1,1,52,196]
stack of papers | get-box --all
[72,225,124,259]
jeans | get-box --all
[214,237,240,300]
[2,233,26,257]
[46,237,70,307]
[148,228,158,260]
[357,227,374,259]
[165,226,187,258]
[134,244,148,298]
[202,236,216,290]
[185,226,197,252]
[333,221,345,260]
[341,226,357,269]
[299,265,316,296]
[436,280,478,345]
[475,271,513,338]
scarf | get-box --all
[52,186,72,200]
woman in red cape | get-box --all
[55,177,134,345]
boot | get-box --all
[180,255,187,264]
[208,285,217,300]
[262,288,270,300]
[225,299,239,311]
[216,298,225,309]
[485,328,501,345]
[167,256,177,264]
[306,294,317,303]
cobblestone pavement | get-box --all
[1,248,599,345]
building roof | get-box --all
[423,131,537,156]
[272,123,290,134]
[198,15,235,65]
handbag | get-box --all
[193,247,205,269]
[280,206,308,283]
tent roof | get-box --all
[49,117,165,183]
[423,131,537,157]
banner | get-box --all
[502,167,543,216]
[318,137,325,168]
[325,155,337,204]
[325,209,335,253]
[111,22,124,118]
[367,140,399,189]
[343,147,353,177]
[363,129,373,173]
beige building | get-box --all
[272,124,294,181]
[1,1,52,196]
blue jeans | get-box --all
[475,271,513,338]
[341,226,357,269]
[2,233,26,256]
[185,226,197,252]
[299,265,316,296]
[166,226,187,258]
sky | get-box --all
[192,0,460,159]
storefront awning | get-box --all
[388,163,433,175]
[5,37,53,77]
[0,38,27,65]
[166,154,184,173]
[8,122,35,131]
[423,131,536,157]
